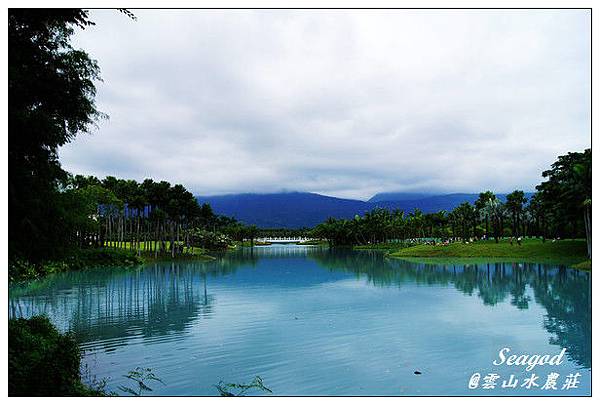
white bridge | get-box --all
[255,237,312,244]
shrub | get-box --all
[9,316,101,396]
[9,248,143,282]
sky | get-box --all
[59,9,591,201]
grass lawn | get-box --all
[354,242,408,251]
[389,239,590,268]
[237,240,272,247]
[104,241,214,260]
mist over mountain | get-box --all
[368,192,435,202]
[197,191,535,229]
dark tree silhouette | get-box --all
[9,9,103,263]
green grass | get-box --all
[389,239,589,267]
[105,241,208,255]
[104,241,219,262]
[237,240,272,247]
[572,260,592,271]
[354,242,408,251]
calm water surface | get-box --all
[9,245,591,395]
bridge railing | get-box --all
[255,237,312,242]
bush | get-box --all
[9,316,101,396]
[9,248,143,282]
[190,229,232,250]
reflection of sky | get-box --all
[9,246,591,396]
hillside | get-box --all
[197,191,535,228]
[197,192,371,228]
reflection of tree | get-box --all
[63,262,219,346]
[10,247,591,370]
[9,260,246,347]
[310,249,591,369]
[530,265,591,369]
[8,253,259,349]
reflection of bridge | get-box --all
[256,237,312,244]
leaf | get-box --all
[146,374,165,384]
[118,386,139,396]
[138,380,153,392]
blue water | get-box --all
[9,245,591,396]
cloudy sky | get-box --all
[60,9,591,200]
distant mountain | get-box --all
[196,192,371,228]
[374,193,483,212]
[197,191,535,229]
[374,192,535,213]
[368,192,434,202]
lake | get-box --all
[9,245,591,396]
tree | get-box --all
[483,197,504,243]
[452,202,476,241]
[9,10,103,263]
[505,190,527,237]
[475,191,496,237]
[536,149,591,258]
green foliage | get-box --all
[536,149,592,257]
[214,376,272,396]
[190,229,233,250]
[449,202,476,239]
[9,315,103,396]
[9,10,104,264]
[118,368,164,396]
[9,248,142,282]
[313,149,591,253]
[572,260,592,271]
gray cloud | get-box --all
[59,9,591,200]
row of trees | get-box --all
[65,175,261,257]
[312,148,591,258]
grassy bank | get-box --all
[105,241,213,256]
[9,248,143,282]
[572,260,592,271]
[103,242,217,263]
[10,242,217,282]
[389,239,589,268]
[237,240,272,247]
[354,242,410,251]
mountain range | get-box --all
[196,191,534,229]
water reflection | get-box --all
[313,249,591,369]
[10,262,223,347]
[9,245,591,382]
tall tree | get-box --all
[505,190,527,237]
[537,149,591,258]
[9,9,103,263]
[475,191,496,238]
[452,202,476,241]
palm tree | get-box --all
[484,197,505,243]
[408,208,425,238]
[505,190,527,237]
[452,202,475,241]
[475,191,496,237]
